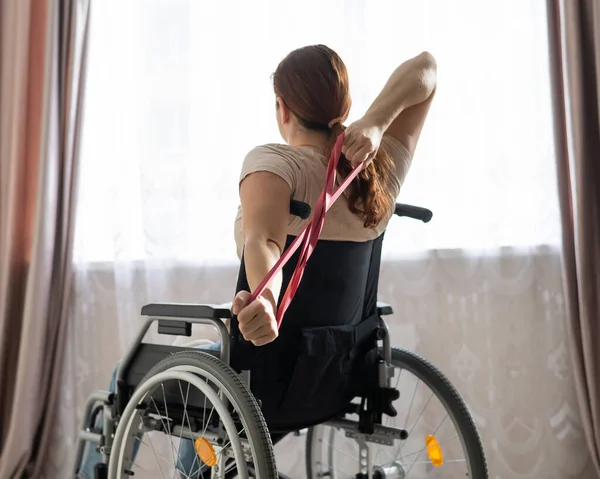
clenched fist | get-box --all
[232,290,279,346]
[342,119,384,167]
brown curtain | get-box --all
[547,0,600,475]
[0,0,90,477]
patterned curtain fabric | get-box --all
[0,0,90,477]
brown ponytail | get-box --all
[273,44,396,228]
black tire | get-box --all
[306,347,488,478]
[137,350,278,478]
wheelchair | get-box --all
[73,202,488,479]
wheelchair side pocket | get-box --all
[277,324,369,418]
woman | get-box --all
[232,44,436,347]
[78,44,436,479]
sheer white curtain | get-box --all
[54,1,597,478]
[74,0,560,264]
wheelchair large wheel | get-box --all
[306,348,488,478]
[108,350,278,478]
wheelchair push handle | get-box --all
[394,203,433,223]
[289,199,311,219]
[290,200,433,223]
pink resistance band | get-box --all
[249,133,365,327]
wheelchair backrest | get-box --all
[234,233,383,332]
[230,234,384,430]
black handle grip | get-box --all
[394,203,433,223]
[290,200,311,219]
[290,200,430,222]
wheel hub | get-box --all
[373,461,405,479]
[353,461,405,479]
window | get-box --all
[143,0,191,71]
[75,0,560,264]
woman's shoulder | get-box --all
[240,143,307,190]
[244,143,308,162]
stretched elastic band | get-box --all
[249,133,364,327]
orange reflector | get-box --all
[426,434,444,467]
[194,438,217,467]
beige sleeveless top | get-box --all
[234,134,412,259]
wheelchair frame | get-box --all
[73,202,487,478]
[73,301,402,478]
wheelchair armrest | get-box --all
[377,301,394,316]
[141,303,232,320]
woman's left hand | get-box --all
[232,290,279,346]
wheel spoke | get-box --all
[403,414,448,474]
[396,388,434,461]
[159,384,178,478]
[401,430,459,462]
[375,368,404,466]
[129,455,172,479]
[177,379,203,478]
[148,395,180,472]
[404,458,467,465]
[136,409,167,478]
[216,425,244,459]
[175,381,188,473]
[134,436,195,479]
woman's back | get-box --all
[234,134,412,258]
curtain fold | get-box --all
[546,0,600,475]
[0,0,90,477]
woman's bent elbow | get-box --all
[418,51,437,71]
[417,51,437,93]
[244,234,284,257]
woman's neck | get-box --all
[286,128,330,153]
